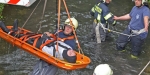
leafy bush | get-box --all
[0,4,4,19]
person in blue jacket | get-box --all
[114,0,150,58]
[30,17,79,75]
[90,0,116,42]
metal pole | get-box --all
[138,61,150,75]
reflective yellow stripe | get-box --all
[97,14,101,22]
[94,5,102,13]
[91,7,95,12]
[65,64,73,67]
[104,13,113,20]
[113,20,116,24]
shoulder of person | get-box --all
[99,3,109,10]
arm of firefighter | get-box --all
[104,12,116,26]
[101,6,116,26]
[90,7,95,16]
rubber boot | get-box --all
[12,19,18,31]
[0,21,9,33]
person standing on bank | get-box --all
[114,0,150,58]
[90,0,116,43]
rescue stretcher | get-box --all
[0,26,91,70]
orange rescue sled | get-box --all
[0,26,91,70]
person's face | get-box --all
[134,0,142,6]
[67,49,76,56]
[64,25,73,35]
[105,0,112,3]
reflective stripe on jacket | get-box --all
[90,2,116,25]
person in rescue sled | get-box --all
[0,18,78,63]
[113,0,150,58]
[0,18,79,75]
[90,0,116,43]
[30,18,79,75]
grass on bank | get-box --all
[0,3,4,19]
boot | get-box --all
[0,21,9,33]
[12,19,18,31]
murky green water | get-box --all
[0,0,150,75]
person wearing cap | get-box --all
[90,0,116,43]
[114,0,150,58]
[93,64,113,75]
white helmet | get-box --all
[93,64,113,75]
[142,0,148,4]
[132,0,148,4]
[64,18,78,30]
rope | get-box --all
[62,0,84,55]
[14,0,41,37]
[37,0,47,33]
[138,60,150,75]
[14,0,42,39]
[98,23,136,37]
[54,0,61,59]
[21,0,41,29]
[56,0,61,52]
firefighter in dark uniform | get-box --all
[90,0,116,42]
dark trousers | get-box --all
[29,60,58,75]
[92,22,107,42]
[116,27,145,56]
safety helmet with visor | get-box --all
[64,18,78,31]
[93,64,113,75]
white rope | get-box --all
[21,0,42,28]
[37,0,47,33]
[95,23,101,43]
[98,23,136,37]
[138,61,150,75]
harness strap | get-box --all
[33,37,40,47]
[39,40,55,50]
[53,43,56,57]
[57,35,74,42]
[19,33,35,41]
[23,34,42,42]
[58,43,70,50]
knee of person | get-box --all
[93,64,113,75]
[116,43,124,50]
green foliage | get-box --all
[0,3,4,19]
